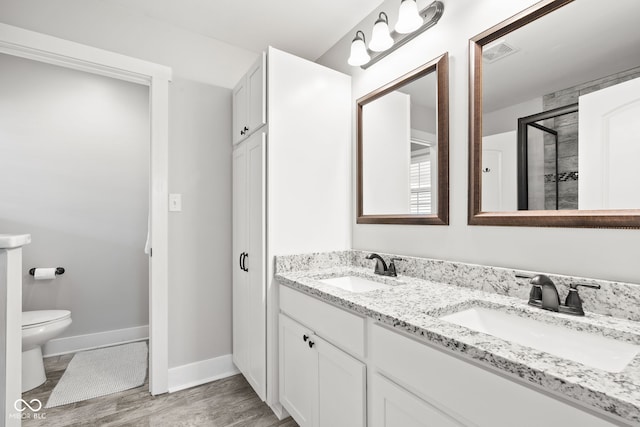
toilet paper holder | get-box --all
[29,267,65,276]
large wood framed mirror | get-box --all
[357,53,449,225]
[469,0,640,228]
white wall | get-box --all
[318,0,640,284]
[167,78,232,368]
[411,103,437,134]
[483,97,542,136]
[0,0,252,368]
[0,54,149,337]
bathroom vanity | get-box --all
[275,251,640,427]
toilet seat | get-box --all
[22,310,71,329]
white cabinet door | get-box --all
[233,53,265,145]
[232,143,248,371]
[245,131,266,400]
[232,78,247,145]
[316,336,366,427]
[371,374,466,427]
[247,52,266,135]
[232,132,266,400]
[279,311,366,427]
[279,314,317,427]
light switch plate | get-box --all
[169,193,182,212]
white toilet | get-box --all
[22,310,72,392]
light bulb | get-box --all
[348,31,371,66]
[369,12,394,52]
[395,0,423,34]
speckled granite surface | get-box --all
[275,251,640,425]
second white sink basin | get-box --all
[319,276,391,293]
[441,307,640,373]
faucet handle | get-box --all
[570,283,601,291]
[387,258,404,277]
[564,283,601,315]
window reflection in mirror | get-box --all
[357,53,449,225]
[480,0,640,213]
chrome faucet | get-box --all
[527,274,600,316]
[366,253,403,277]
[531,274,560,311]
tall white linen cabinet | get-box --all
[231,47,351,415]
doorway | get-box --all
[0,23,171,395]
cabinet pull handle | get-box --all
[243,253,249,272]
[303,334,309,342]
[243,126,249,132]
[308,340,315,349]
[239,253,244,270]
[240,130,245,136]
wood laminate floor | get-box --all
[22,351,298,427]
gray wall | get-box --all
[0,0,250,367]
[168,79,232,367]
[318,0,640,284]
[0,53,149,337]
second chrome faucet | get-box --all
[366,253,403,277]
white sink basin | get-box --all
[441,307,640,373]
[319,276,391,293]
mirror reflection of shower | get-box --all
[517,104,578,211]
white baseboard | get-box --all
[168,354,240,393]
[42,325,149,357]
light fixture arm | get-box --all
[376,11,389,24]
[361,1,444,69]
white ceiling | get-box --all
[483,0,640,112]
[103,0,385,61]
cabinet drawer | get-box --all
[280,285,365,359]
[371,323,617,427]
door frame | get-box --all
[0,23,171,395]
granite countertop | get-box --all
[276,265,640,425]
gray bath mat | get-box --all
[46,342,148,408]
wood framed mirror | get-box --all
[357,53,449,225]
[469,0,640,228]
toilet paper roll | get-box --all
[34,268,57,280]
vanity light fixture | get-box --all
[348,0,444,69]
[348,30,371,66]
[369,12,394,52]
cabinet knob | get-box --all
[240,130,245,136]
[308,340,315,348]
[303,334,309,342]
[243,126,249,132]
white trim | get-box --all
[0,23,171,395]
[268,401,290,421]
[167,355,240,393]
[42,326,149,357]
